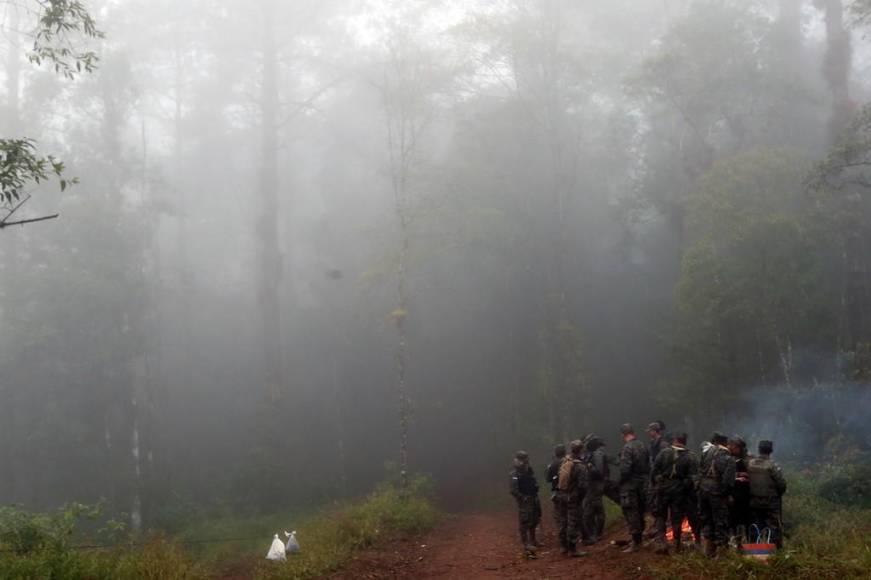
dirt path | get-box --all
[328,510,657,579]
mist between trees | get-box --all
[1,0,870,531]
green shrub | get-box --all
[0,505,207,579]
[254,478,440,580]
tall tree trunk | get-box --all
[395,228,410,493]
[258,0,283,405]
[99,66,140,526]
[821,0,852,140]
[0,5,22,503]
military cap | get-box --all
[620,423,635,435]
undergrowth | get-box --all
[648,463,871,579]
[0,475,439,580]
[253,475,440,579]
[0,503,206,579]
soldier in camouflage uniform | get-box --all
[698,432,736,557]
[582,434,608,544]
[545,444,568,554]
[618,423,650,552]
[748,440,787,548]
[651,432,698,553]
[645,421,668,534]
[728,436,752,545]
[564,439,589,557]
[510,451,542,559]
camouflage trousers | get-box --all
[620,480,648,537]
[698,491,730,544]
[567,492,586,545]
[552,493,569,550]
[582,481,606,540]
[517,495,541,531]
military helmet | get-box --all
[620,423,634,435]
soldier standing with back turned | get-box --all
[618,423,650,553]
[582,434,608,544]
[545,444,569,554]
[748,440,787,548]
[651,431,697,554]
[698,432,736,557]
[562,439,589,557]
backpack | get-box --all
[557,457,574,491]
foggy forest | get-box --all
[1,1,870,578]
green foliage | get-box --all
[0,139,73,205]
[0,503,100,555]
[28,0,104,79]
[253,479,440,580]
[668,149,833,412]
[0,1,103,210]
[817,461,871,508]
[0,503,206,579]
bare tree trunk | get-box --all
[395,228,410,493]
[0,5,22,502]
[258,0,283,405]
[821,0,852,140]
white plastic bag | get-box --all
[266,534,287,561]
[285,530,300,555]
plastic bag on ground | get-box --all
[285,530,300,554]
[266,534,287,561]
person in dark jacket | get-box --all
[545,444,568,553]
[728,436,752,546]
[698,432,736,556]
[582,434,608,544]
[645,421,669,530]
[619,423,650,552]
[748,440,787,548]
[564,439,590,557]
[651,432,698,553]
[510,451,541,558]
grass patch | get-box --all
[0,507,207,580]
[648,463,871,579]
[0,476,439,579]
[253,477,440,579]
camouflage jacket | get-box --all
[698,444,736,495]
[619,438,650,484]
[651,445,697,494]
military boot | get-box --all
[529,528,541,548]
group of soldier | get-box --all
[509,421,787,560]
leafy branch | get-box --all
[0,138,75,204]
[27,0,104,79]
